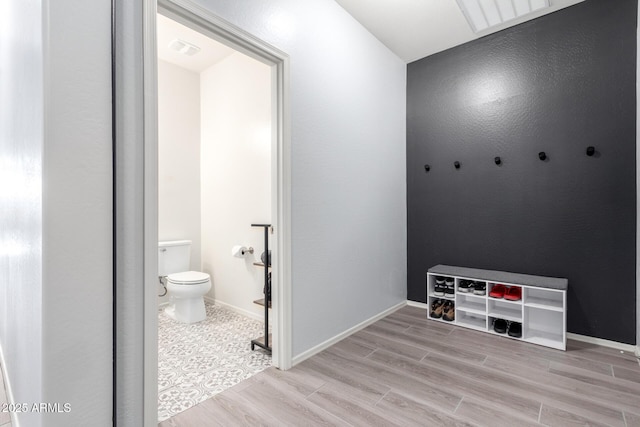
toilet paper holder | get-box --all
[232,245,254,257]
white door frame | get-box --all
[140,0,292,423]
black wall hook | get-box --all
[538,152,547,161]
[586,146,595,156]
[424,164,430,172]
[454,161,460,169]
[494,156,501,165]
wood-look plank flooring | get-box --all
[160,305,640,426]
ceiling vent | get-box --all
[456,0,550,33]
[168,39,201,56]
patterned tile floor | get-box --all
[158,303,271,421]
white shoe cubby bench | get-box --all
[427,264,568,350]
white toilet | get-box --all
[158,240,211,324]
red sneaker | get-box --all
[489,284,506,299]
[504,286,522,301]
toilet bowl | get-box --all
[164,271,211,324]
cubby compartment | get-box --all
[456,311,486,331]
[457,278,487,296]
[426,273,455,300]
[487,282,522,301]
[456,293,486,316]
[487,299,522,322]
[524,306,565,350]
[524,287,564,312]
[427,296,445,320]
[488,316,523,340]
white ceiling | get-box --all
[334,0,585,63]
[158,1,586,69]
[157,14,235,72]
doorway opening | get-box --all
[141,0,291,423]
[155,11,275,421]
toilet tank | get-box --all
[158,240,191,276]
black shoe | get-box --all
[493,318,507,334]
[445,278,455,297]
[434,277,445,296]
[473,282,486,296]
[508,322,522,338]
[458,280,471,293]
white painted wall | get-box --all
[0,0,113,426]
[200,52,271,318]
[190,0,407,356]
[158,60,202,303]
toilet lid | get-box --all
[167,271,210,284]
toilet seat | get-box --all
[167,271,210,285]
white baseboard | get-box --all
[566,333,637,353]
[0,341,18,426]
[406,300,429,310]
[291,301,407,367]
[203,296,264,322]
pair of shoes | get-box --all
[492,318,522,337]
[430,299,446,318]
[434,277,454,297]
[442,300,455,322]
[458,280,487,296]
[489,284,521,301]
[430,299,455,321]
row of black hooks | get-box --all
[424,146,597,172]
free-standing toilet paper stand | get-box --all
[251,223,272,353]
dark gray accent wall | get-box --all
[407,0,637,344]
